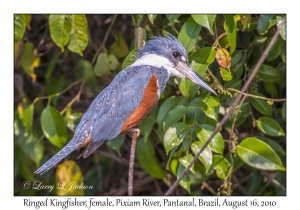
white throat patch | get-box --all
[131,54,184,78]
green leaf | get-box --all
[24,14,32,30]
[231,62,243,80]
[166,15,180,27]
[157,96,185,127]
[196,124,224,155]
[224,15,237,54]
[276,62,286,87]
[65,111,83,131]
[188,161,208,184]
[40,106,67,148]
[191,141,213,172]
[94,52,109,76]
[276,16,286,40]
[147,14,157,24]
[20,42,34,75]
[190,47,216,76]
[207,154,230,179]
[178,17,202,53]
[19,135,44,167]
[189,96,220,121]
[224,79,241,91]
[257,14,274,34]
[14,14,25,41]
[240,14,252,31]
[220,67,233,81]
[132,15,144,27]
[191,14,216,35]
[163,105,189,131]
[267,36,284,61]
[256,136,285,157]
[45,52,62,79]
[22,104,34,134]
[281,102,286,122]
[76,59,94,81]
[49,15,70,51]
[249,94,273,116]
[140,106,158,142]
[67,14,89,56]
[122,49,137,69]
[264,81,278,97]
[256,116,285,136]
[237,137,285,171]
[256,64,280,82]
[254,36,268,44]
[178,78,199,98]
[137,138,166,179]
[110,32,129,58]
[107,54,119,70]
[226,102,249,129]
[203,96,220,120]
[56,160,84,195]
[231,50,243,66]
[106,135,125,156]
[179,154,195,174]
[203,96,220,121]
[177,163,191,193]
[47,76,68,106]
[163,122,191,154]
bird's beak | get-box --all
[175,61,217,96]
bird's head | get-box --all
[134,34,217,96]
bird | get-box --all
[34,34,217,175]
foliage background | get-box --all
[14,14,286,196]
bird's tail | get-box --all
[34,139,79,175]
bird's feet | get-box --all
[128,128,141,137]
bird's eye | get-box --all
[172,51,180,58]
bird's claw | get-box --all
[128,128,141,137]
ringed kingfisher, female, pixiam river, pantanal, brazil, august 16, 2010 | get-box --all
[34,34,217,175]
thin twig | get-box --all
[226,88,286,102]
[60,79,86,114]
[91,15,118,65]
[128,131,138,196]
[165,19,284,196]
[127,26,143,196]
[137,26,143,50]
[33,77,85,104]
[262,171,286,191]
[201,182,217,195]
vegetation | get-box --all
[14,14,286,196]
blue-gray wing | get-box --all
[90,65,155,140]
[35,65,168,174]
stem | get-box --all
[165,20,284,196]
[226,88,286,102]
[127,25,143,196]
[91,15,118,65]
[33,77,85,105]
[128,131,138,196]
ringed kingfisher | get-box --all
[35,34,217,175]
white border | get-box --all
[2,0,296,209]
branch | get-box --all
[262,171,286,191]
[164,19,284,196]
[226,88,286,102]
[91,15,118,65]
[128,131,138,196]
[128,26,143,196]
[33,77,85,105]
